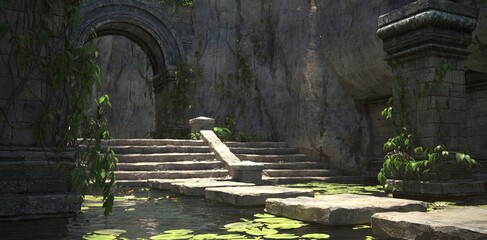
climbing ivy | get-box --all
[0,0,116,215]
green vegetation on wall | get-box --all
[0,0,116,215]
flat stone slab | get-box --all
[205,186,314,206]
[171,181,255,196]
[372,207,487,240]
[148,178,228,190]
[265,194,427,225]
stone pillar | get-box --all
[377,0,478,150]
[188,116,215,133]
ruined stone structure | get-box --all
[92,0,485,175]
[1,0,487,218]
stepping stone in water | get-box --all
[171,181,255,196]
[372,207,487,240]
[148,178,226,190]
[265,194,427,225]
[205,186,314,206]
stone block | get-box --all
[230,161,264,183]
[0,192,82,218]
[265,194,426,226]
[385,179,485,197]
[205,186,314,206]
[171,180,254,196]
[188,117,215,133]
[372,207,487,240]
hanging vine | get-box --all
[0,0,116,215]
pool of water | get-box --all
[0,187,376,239]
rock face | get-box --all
[265,194,427,225]
[92,35,155,138]
[184,0,394,174]
[372,207,487,240]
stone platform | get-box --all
[372,207,487,239]
[171,181,255,196]
[265,194,426,225]
[205,186,313,206]
[148,178,229,190]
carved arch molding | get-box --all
[75,0,184,92]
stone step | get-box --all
[372,207,487,239]
[108,145,210,154]
[236,154,308,162]
[114,180,149,187]
[148,178,231,190]
[100,139,206,146]
[230,147,298,155]
[262,176,365,184]
[115,169,229,180]
[116,153,215,163]
[171,181,255,196]
[266,194,427,226]
[0,193,82,219]
[117,161,223,171]
[0,179,68,194]
[262,161,326,169]
[205,186,314,206]
[225,142,287,148]
[263,169,340,178]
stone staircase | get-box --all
[226,141,340,184]
[109,139,229,187]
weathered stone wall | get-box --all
[182,0,394,174]
[92,35,155,138]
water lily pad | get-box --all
[253,213,276,218]
[164,229,194,235]
[84,195,103,201]
[365,236,375,240]
[253,217,302,224]
[301,233,331,239]
[93,229,127,235]
[150,234,194,240]
[226,227,249,233]
[83,234,117,240]
[266,223,306,229]
[224,222,263,229]
[352,225,371,230]
[246,228,278,236]
[214,234,246,239]
[192,234,218,239]
[264,233,299,239]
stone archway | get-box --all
[75,0,185,137]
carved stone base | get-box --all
[386,179,485,199]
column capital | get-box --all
[377,0,478,63]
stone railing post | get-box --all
[377,0,478,151]
[188,117,264,183]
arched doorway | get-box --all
[75,0,185,138]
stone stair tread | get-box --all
[236,154,308,162]
[108,145,210,154]
[115,169,229,180]
[230,147,298,155]
[262,162,326,169]
[100,139,205,146]
[263,169,340,177]
[117,161,222,171]
[225,142,287,148]
[114,180,149,187]
[262,176,365,184]
[116,153,215,163]
[148,177,232,190]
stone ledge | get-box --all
[386,179,485,198]
[372,207,487,239]
[0,193,82,219]
[266,194,426,226]
[205,186,313,206]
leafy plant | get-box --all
[213,127,232,142]
[0,1,117,215]
[377,124,480,188]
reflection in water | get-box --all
[0,189,373,239]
